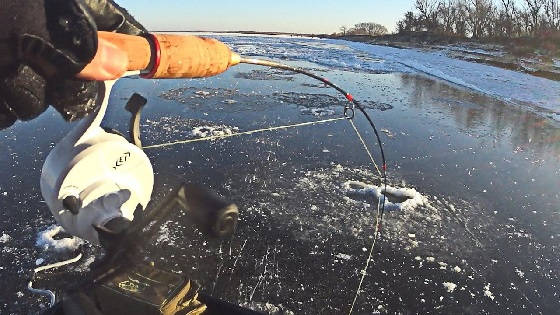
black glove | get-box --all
[0,0,147,129]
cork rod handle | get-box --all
[94,31,241,79]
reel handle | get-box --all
[83,31,241,79]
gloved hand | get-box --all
[0,0,147,129]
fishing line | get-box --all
[146,57,389,313]
[347,118,384,314]
[238,58,388,314]
[143,117,346,149]
[27,252,83,307]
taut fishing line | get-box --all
[146,57,389,313]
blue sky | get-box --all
[116,0,413,33]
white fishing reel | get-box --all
[40,73,154,243]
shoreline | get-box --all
[323,33,560,81]
[158,30,560,81]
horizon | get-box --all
[116,0,412,34]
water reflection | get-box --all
[399,74,560,160]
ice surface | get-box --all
[336,40,560,118]
[214,34,560,119]
[35,225,83,253]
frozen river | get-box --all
[1,34,558,314]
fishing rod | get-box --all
[94,30,387,219]
[35,31,388,314]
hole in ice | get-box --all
[52,230,73,240]
[342,181,428,212]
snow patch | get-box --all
[341,181,429,211]
[194,90,210,96]
[300,107,336,117]
[155,221,175,246]
[240,302,295,315]
[337,39,560,119]
[335,253,352,260]
[36,225,83,253]
[191,125,239,138]
[483,283,495,300]
[0,232,11,243]
[443,282,457,293]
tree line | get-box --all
[397,0,560,39]
[339,22,388,36]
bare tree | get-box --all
[438,0,459,34]
[525,0,543,33]
[395,0,560,39]
[454,0,469,36]
[466,0,495,38]
[397,11,417,32]
[367,23,388,36]
[494,0,517,37]
[339,25,348,36]
[415,0,441,31]
[542,0,560,30]
[350,22,388,36]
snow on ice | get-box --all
[216,34,560,120]
[443,282,457,293]
[483,283,495,300]
[36,225,83,253]
[341,180,429,212]
[191,125,239,138]
[0,232,11,243]
[334,253,352,260]
[300,107,335,117]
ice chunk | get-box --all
[240,302,294,315]
[194,90,210,96]
[335,253,352,260]
[300,107,336,117]
[443,282,457,293]
[483,283,495,300]
[191,125,239,138]
[36,225,83,253]
[0,233,11,243]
